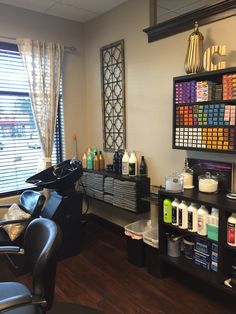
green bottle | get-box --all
[163,198,172,223]
[87,153,93,170]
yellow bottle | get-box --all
[82,152,87,169]
[93,152,100,171]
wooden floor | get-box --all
[5,219,236,313]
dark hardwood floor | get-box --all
[2,218,236,314]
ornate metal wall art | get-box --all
[100,40,126,152]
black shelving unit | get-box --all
[173,67,236,154]
[158,188,236,295]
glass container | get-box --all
[165,172,184,193]
[198,172,218,193]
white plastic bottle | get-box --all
[197,205,209,236]
[129,151,137,176]
[178,200,188,229]
[188,203,198,232]
[122,150,129,175]
[227,213,236,246]
[211,207,219,226]
[171,198,180,226]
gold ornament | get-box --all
[203,45,226,71]
[184,22,204,74]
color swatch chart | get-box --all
[176,104,236,126]
[223,73,236,100]
[175,127,235,150]
[175,80,223,103]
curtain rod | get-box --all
[0,35,78,54]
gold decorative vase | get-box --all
[184,22,204,74]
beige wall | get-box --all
[0,3,87,160]
[84,0,236,189]
[0,0,236,201]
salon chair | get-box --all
[0,190,46,275]
[0,190,46,245]
[0,218,62,314]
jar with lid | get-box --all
[198,172,218,193]
[165,172,184,193]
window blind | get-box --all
[0,42,64,194]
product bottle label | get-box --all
[122,162,129,175]
[129,163,135,175]
[179,208,183,227]
[172,206,177,224]
[228,222,236,244]
[188,212,193,230]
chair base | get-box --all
[41,191,83,259]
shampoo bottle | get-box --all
[122,150,129,175]
[197,205,209,236]
[227,213,236,246]
[129,151,137,176]
[163,198,172,223]
[188,203,198,232]
[178,200,188,229]
[171,198,180,226]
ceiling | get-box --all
[0,0,128,23]
[0,0,220,24]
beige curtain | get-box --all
[16,38,64,169]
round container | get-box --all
[165,172,184,193]
[198,172,218,193]
[183,237,194,259]
[167,234,182,257]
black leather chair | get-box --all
[0,190,46,246]
[0,218,62,314]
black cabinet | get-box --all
[173,67,236,154]
[82,170,150,213]
[158,188,236,295]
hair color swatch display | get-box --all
[173,68,236,154]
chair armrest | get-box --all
[0,246,21,254]
[0,204,11,208]
[0,295,32,311]
[0,218,31,227]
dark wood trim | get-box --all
[143,0,236,42]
